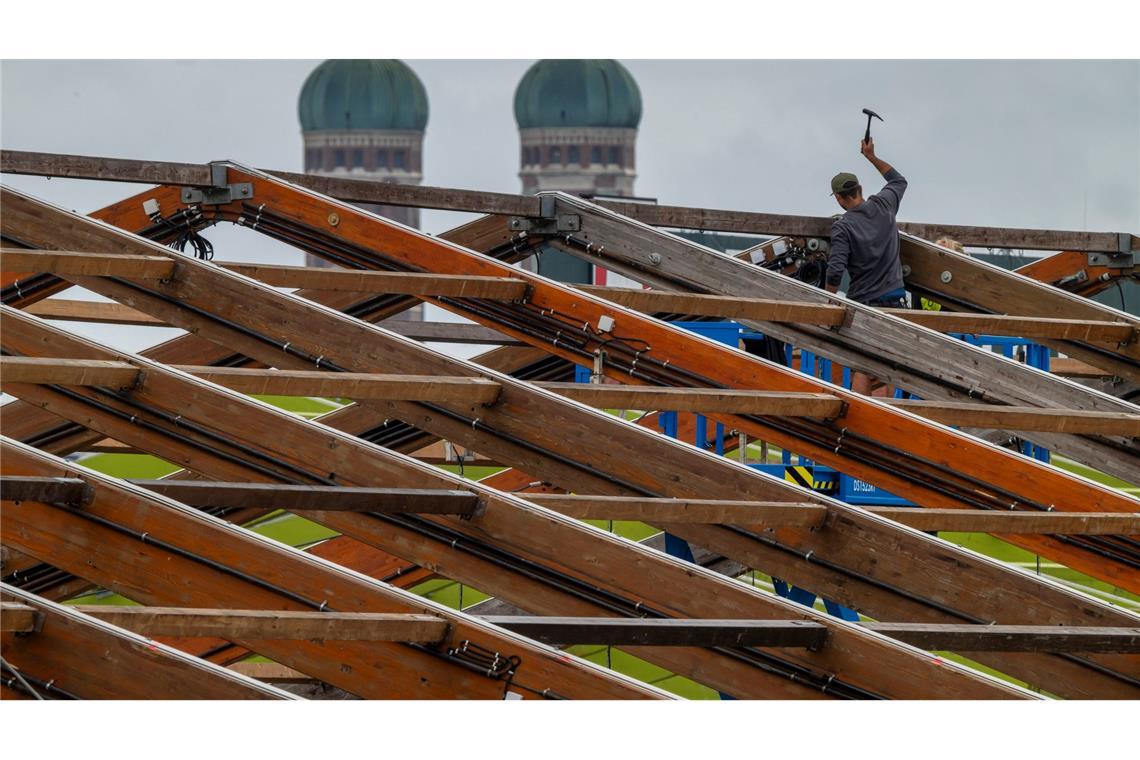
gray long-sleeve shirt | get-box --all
[825,167,907,303]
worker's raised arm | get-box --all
[861,138,892,177]
[825,223,850,294]
[863,138,907,212]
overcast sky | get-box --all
[1,59,1138,352]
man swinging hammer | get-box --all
[825,136,908,394]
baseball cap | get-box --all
[830,172,860,195]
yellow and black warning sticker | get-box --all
[784,465,814,489]
[784,465,837,491]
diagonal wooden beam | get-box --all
[895,234,1140,380]
[2,440,666,700]
[180,170,1140,594]
[0,309,1036,700]
[4,184,1132,698]
[552,194,1140,486]
[0,584,297,699]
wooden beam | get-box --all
[6,185,1123,698]
[0,315,1030,701]
[0,584,295,699]
[863,623,1140,653]
[580,286,1137,343]
[0,601,42,633]
[885,399,1140,437]
[378,320,520,345]
[523,495,1140,535]
[482,616,1140,653]
[522,495,829,528]
[481,616,829,648]
[0,356,141,388]
[0,248,175,279]
[219,263,529,299]
[553,195,1140,489]
[2,439,663,700]
[577,285,848,326]
[73,606,451,643]
[0,475,92,506]
[228,662,313,683]
[172,366,503,404]
[882,309,1138,344]
[129,480,482,516]
[537,383,845,417]
[24,299,167,326]
[897,233,1140,382]
[19,300,520,344]
[869,508,1140,535]
[3,150,1132,251]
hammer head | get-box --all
[862,108,883,122]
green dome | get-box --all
[514,60,641,129]
[298,59,428,132]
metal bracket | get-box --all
[1088,248,1139,269]
[181,163,253,205]
[508,214,581,235]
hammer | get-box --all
[862,108,884,143]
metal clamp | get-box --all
[180,163,253,205]
[1088,247,1139,269]
[508,214,581,234]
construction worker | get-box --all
[825,137,908,394]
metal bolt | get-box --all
[328,212,340,227]
[648,252,662,266]
[939,270,953,283]
[901,264,912,276]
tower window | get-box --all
[352,149,364,168]
[609,146,622,165]
[568,146,580,164]
[393,150,406,169]
[549,146,562,164]
[591,146,602,164]
[375,149,388,169]
[334,149,346,167]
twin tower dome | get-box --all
[298,59,643,221]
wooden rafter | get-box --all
[0,311,1035,700]
[2,440,664,700]
[3,183,1137,698]
[550,194,1140,486]
[0,584,297,699]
